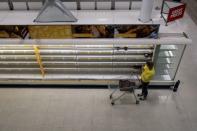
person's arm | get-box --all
[139,65,145,80]
[141,64,146,73]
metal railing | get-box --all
[0,0,142,10]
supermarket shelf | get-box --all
[0,49,153,55]
[157,58,173,64]
[158,51,175,57]
[0,42,150,79]
[44,62,145,68]
[0,55,36,61]
[155,69,170,76]
[160,45,178,50]
[0,33,191,81]
[0,36,192,45]
[0,67,138,72]
[0,74,139,80]
[0,55,150,62]
[0,68,39,71]
[153,75,171,81]
[156,65,174,71]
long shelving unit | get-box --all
[0,34,191,86]
[0,43,152,79]
[0,10,192,86]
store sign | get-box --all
[167,4,186,22]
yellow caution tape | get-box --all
[33,45,45,78]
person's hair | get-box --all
[146,61,154,70]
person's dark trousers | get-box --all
[140,80,149,99]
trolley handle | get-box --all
[130,73,141,82]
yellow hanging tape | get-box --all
[33,45,45,78]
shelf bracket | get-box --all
[33,45,45,78]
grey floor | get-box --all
[0,88,191,131]
[183,0,197,25]
[1,3,197,131]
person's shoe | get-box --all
[139,97,147,101]
[137,94,143,97]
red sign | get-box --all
[167,4,186,22]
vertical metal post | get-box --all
[153,45,161,71]
[129,0,132,10]
[111,0,115,10]
[172,44,187,80]
[77,0,81,10]
[8,0,14,10]
[26,0,29,10]
[95,0,97,10]
[139,0,154,23]
[42,0,46,5]
[160,0,165,17]
[160,0,168,26]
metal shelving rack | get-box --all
[0,33,191,86]
[153,41,187,83]
[0,5,192,86]
[0,43,153,80]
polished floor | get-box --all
[1,3,197,131]
[183,0,197,25]
[0,88,193,131]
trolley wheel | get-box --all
[111,102,115,105]
[173,80,180,92]
[109,95,112,99]
[136,100,140,104]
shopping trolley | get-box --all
[109,75,141,105]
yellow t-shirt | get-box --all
[141,64,155,83]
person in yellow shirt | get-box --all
[138,61,155,100]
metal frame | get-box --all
[94,0,97,10]
[8,0,14,10]
[1,0,142,10]
[152,33,189,85]
[160,0,186,26]
[172,43,186,80]
[111,0,115,10]
[109,79,140,105]
[129,0,132,10]
[160,0,169,26]
[0,33,191,86]
[26,0,30,10]
[153,45,161,70]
